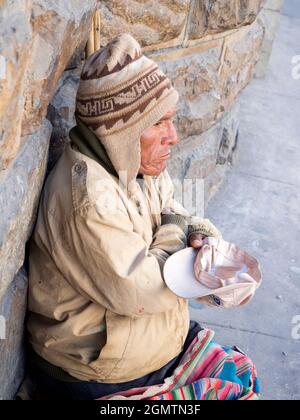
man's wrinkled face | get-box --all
[139,108,178,177]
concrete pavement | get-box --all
[189,1,300,400]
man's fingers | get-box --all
[189,234,205,248]
[191,239,203,248]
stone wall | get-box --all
[49,0,265,204]
[0,0,267,399]
[0,0,98,399]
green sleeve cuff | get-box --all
[161,214,188,235]
[188,219,222,239]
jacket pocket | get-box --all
[88,310,131,380]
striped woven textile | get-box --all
[98,329,260,401]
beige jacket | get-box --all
[27,127,221,383]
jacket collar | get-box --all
[69,120,145,183]
[69,120,118,178]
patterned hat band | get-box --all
[76,63,172,132]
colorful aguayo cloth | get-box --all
[98,329,260,400]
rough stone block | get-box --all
[0,268,28,400]
[0,0,97,172]
[0,120,52,300]
[99,0,190,49]
[188,0,265,40]
[21,0,97,137]
[0,0,33,172]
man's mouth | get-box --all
[161,151,171,159]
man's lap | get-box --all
[31,320,203,400]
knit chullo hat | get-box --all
[75,33,179,185]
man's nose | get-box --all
[162,122,178,146]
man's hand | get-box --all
[188,233,205,249]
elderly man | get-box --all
[27,33,222,400]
